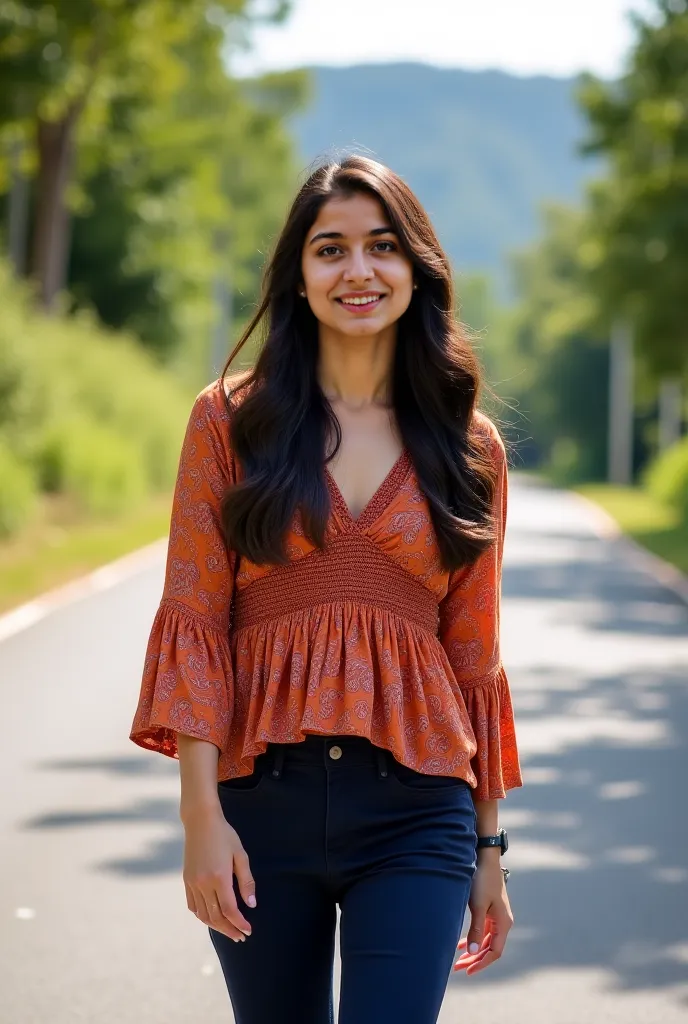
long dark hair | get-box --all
[220,155,500,571]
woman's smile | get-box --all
[335,291,386,313]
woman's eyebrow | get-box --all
[308,226,397,245]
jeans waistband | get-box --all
[263,734,390,779]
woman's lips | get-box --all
[335,295,384,313]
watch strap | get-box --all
[476,827,508,854]
[476,835,502,848]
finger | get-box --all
[453,932,492,971]
[216,882,252,938]
[206,889,247,942]
[465,947,503,975]
[193,889,211,926]
[465,909,488,955]
[463,925,510,975]
[185,882,197,915]
[233,847,257,910]
[218,862,252,936]
[455,932,491,960]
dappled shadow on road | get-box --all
[36,754,178,778]
[25,796,178,831]
[446,661,688,999]
[24,752,185,875]
[449,488,688,1000]
[503,534,688,640]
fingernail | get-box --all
[247,895,256,907]
[469,942,479,954]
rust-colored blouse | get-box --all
[129,378,523,800]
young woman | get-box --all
[130,155,523,1024]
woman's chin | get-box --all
[334,315,392,338]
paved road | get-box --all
[1,475,687,1024]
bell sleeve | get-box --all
[129,382,236,760]
[438,418,523,799]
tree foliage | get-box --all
[0,0,305,380]
[502,204,609,480]
[576,0,688,379]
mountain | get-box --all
[288,63,601,295]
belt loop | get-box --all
[270,744,285,778]
[375,744,388,778]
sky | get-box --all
[233,0,657,79]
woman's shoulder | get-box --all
[193,370,254,418]
[471,409,506,460]
[181,372,253,482]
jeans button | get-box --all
[328,745,343,760]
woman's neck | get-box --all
[317,328,396,409]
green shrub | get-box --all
[0,438,37,538]
[0,257,193,523]
[35,415,148,516]
[643,435,688,512]
[547,436,583,486]
[0,271,44,461]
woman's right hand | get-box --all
[182,805,256,942]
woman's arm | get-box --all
[473,796,499,846]
[439,418,520,976]
[437,418,522,801]
[129,382,255,942]
[177,734,222,824]
[177,734,256,943]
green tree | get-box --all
[0,0,291,311]
[502,204,609,481]
[65,42,307,365]
[576,0,688,383]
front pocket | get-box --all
[388,759,470,794]
[218,765,267,794]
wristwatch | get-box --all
[476,827,508,855]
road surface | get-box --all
[1,474,687,1023]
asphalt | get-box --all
[1,473,687,1023]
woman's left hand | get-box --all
[453,857,513,975]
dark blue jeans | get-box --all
[210,734,478,1024]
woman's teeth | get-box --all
[340,295,380,306]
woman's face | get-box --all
[299,192,414,338]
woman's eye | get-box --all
[373,241,396,252]
[318,245,341,257]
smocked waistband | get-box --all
[232,534,439,634]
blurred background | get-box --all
[1,5,688,1024]
[0,0,686,609]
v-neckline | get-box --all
[325,449,412,532]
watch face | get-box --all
[500,829,508,853]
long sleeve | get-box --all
[129,382,236,759]
[438,417,523,799]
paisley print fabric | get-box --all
[129,379,523,799]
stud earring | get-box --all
[413,282,418,291]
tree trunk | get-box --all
[31,111,78,311]
[658,376,682,451]
[8,137,30,276]
[608,319,634,485]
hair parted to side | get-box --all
[219,154,501,570]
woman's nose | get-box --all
[343,249,374,281]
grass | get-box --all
[576,483,688,576]
[0,493,172,615]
